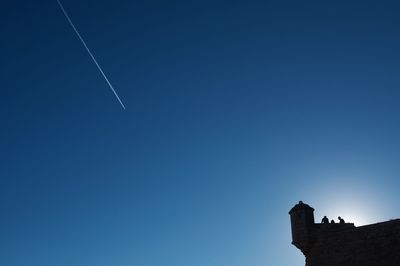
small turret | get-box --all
[289,201,315,254]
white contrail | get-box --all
[56,0,126,110]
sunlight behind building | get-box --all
[310,173,390,226]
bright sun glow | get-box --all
[323,202,371,226]
[309,174,390,226]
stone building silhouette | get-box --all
[289,201,400,266]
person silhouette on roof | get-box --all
[322,216,329,224]
[338,216,345,223]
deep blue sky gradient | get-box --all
[2,1,400,265]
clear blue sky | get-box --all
[1,0,400,265]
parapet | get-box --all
[289,202,400,266]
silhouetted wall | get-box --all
[289,202,400,266]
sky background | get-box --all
[2,0,400,265]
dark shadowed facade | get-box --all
[289,201,400,266]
